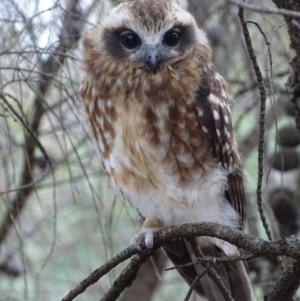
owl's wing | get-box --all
[195,65,246,229]
[162,63,255,301]
[163,239,255,301]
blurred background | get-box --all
[0,0,299,300]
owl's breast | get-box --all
[83,87,235,228]
[86,90,212,197]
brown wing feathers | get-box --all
[196,64,246,229]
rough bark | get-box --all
[272,0,300,130]
[120,250,167,301]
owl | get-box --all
[79,0,256,300]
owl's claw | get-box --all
[130,228,158,253]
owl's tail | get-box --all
[163,238,256,301]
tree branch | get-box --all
[238,6,272,243]
[61,222,300,301]
[271,0,300,132]
[227,0,300,19]
[265,261,300,301]
[100,253,151,301]
[61,248,135,301]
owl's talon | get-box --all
[130,228,158,253]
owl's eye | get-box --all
[163,30,180,47]
[121,32,141,49]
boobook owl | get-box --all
[79,0,256,300]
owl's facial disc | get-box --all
[100,1,210,74]
[120,28,183,73]
[144,29,181,72]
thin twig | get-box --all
[188,238,234,301]
[0,93,51,168]
[165,253,256,271]
[184,265,210,301]
[238,7,273,243]
[245,20,285,272]
[227,0,300,19]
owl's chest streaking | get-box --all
[81,60,237,228]
[84,98,226,228]
[97,94,209,187]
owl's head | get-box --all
[82,0,210,74]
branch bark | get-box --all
[271,0,300,132]
[265,261,300,301]
[61,222,300,301]
[120,250,167,301]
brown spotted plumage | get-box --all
[79,1,255,300]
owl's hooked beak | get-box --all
[144,47,161,72]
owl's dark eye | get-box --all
[163,30,180,47]
[121,32,141,49]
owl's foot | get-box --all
[130,218,163,253]
[130,228,158,253]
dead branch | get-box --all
[271,0,300,132]
[61,248,135,301]
[227,0,300,19]
[238,6,271,242]
[61,222,300,301]
[265,262,300,301]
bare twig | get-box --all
[188,238,234,301]
[227,0,300,19]
[184,265,210,301]
[244,19,285,271]
[238,7,273,243]
[165,253,256,272]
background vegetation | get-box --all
[1,0,300,300]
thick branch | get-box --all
[120,250,167,301]
[61,222,300,301]
[61,248,135,301]
[271,0,300,131]
[100,253,151,301]
[155,223,300,259]
[265,261,300,301]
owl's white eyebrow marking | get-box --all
[102,5,129,28]
[143,34,162,46]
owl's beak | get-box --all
[145,47,161,72]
